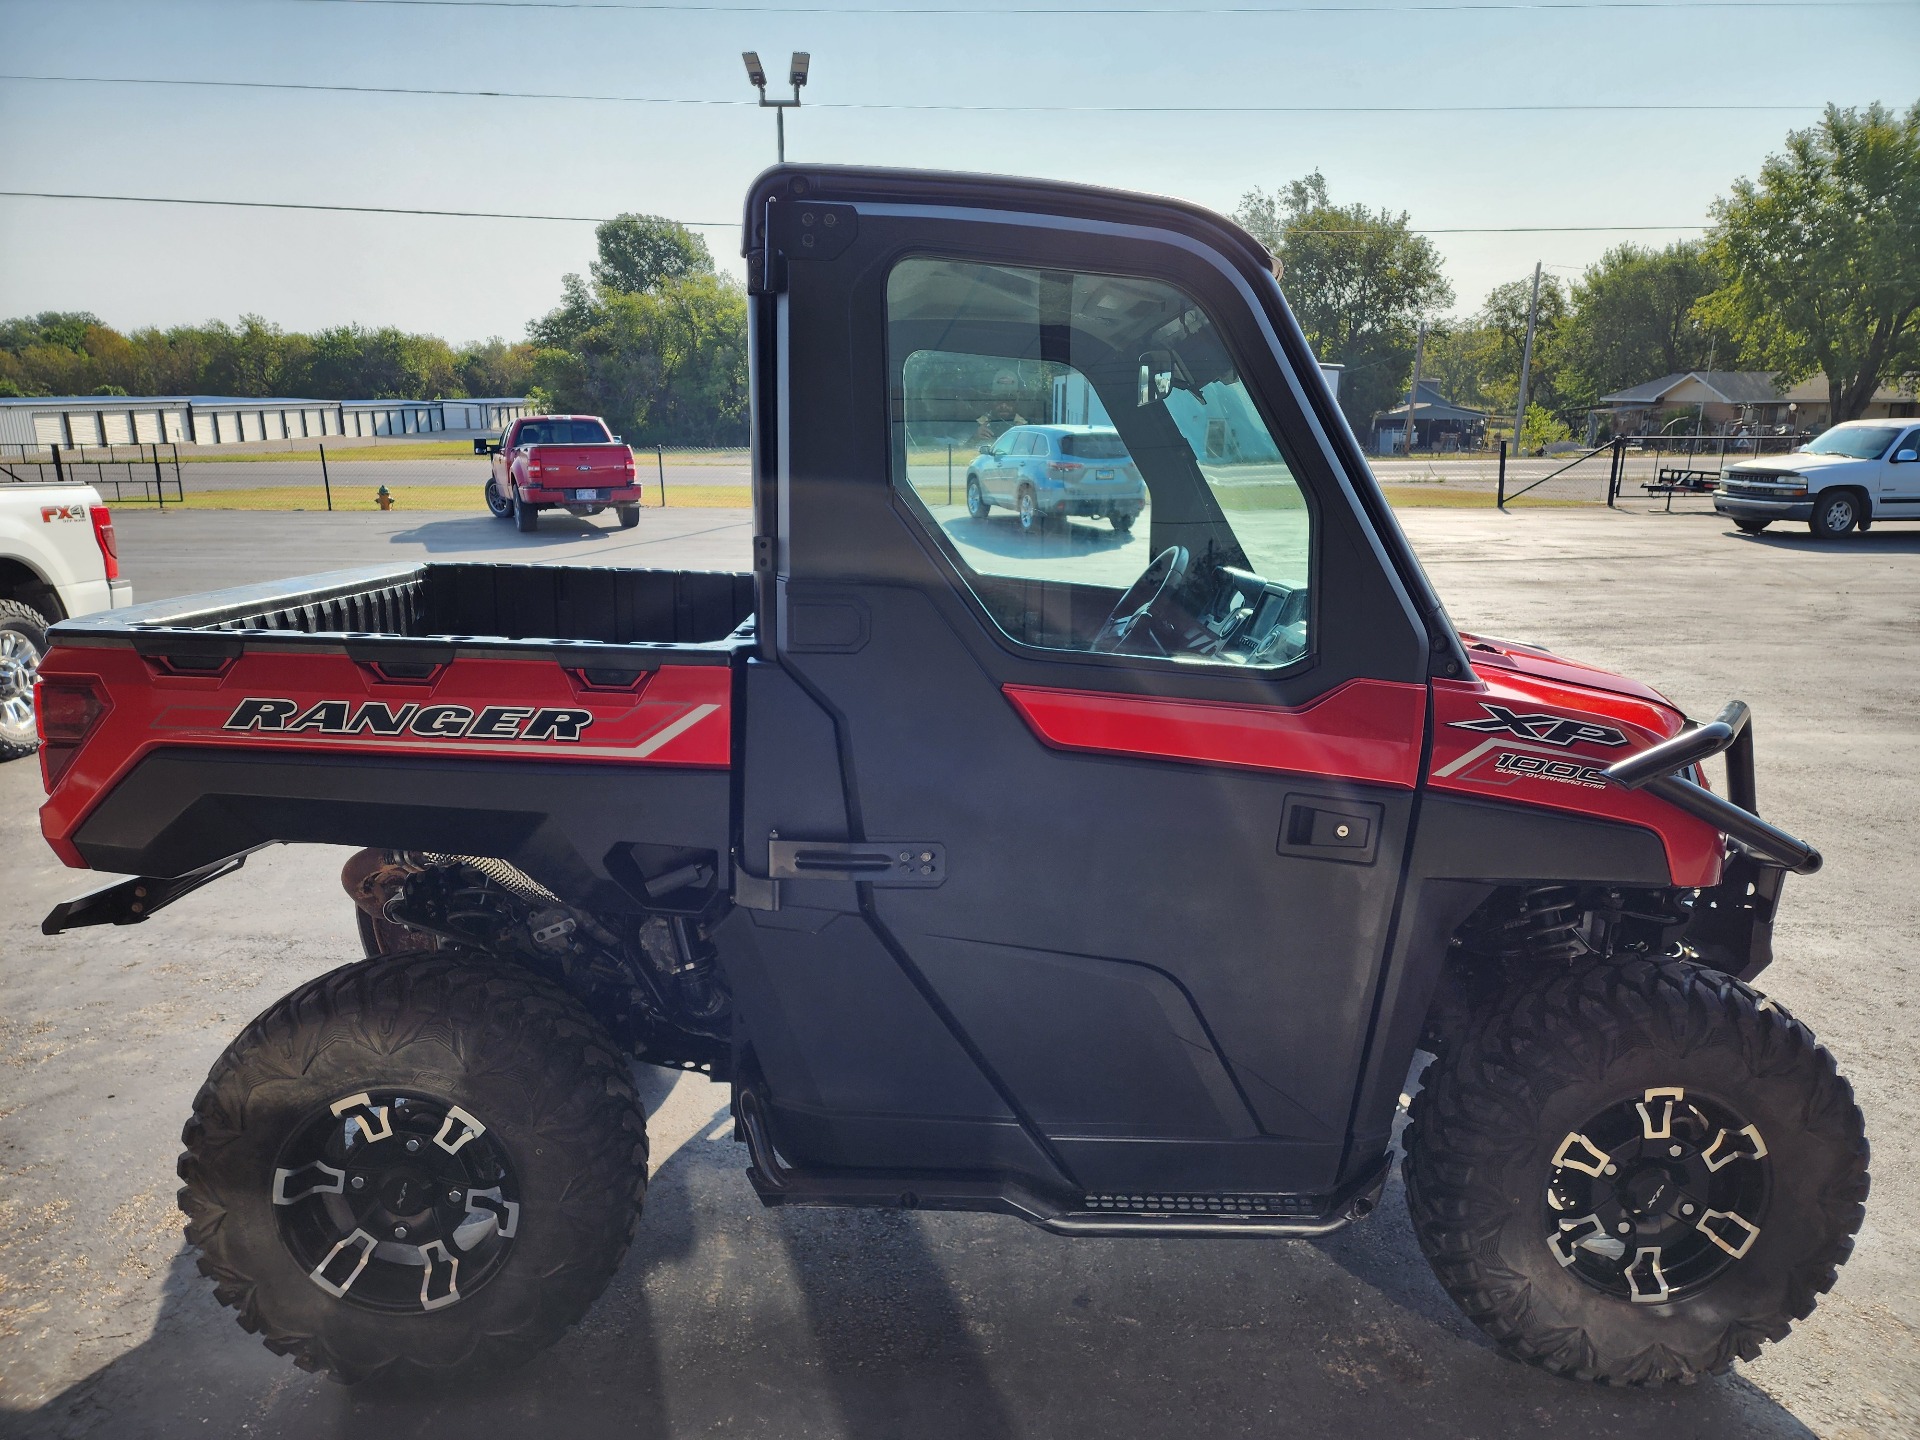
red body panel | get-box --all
[1002,678,1427,789]
[493,414,637,505]
[1430,660,1724,887]
[37,647,731,867]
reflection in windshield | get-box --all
[1804,426,1901,459]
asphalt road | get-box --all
[3,506,1917,1439]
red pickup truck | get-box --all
[478,414,641,532]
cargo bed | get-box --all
[36,563,751,893]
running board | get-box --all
[734,1089,1388,1239]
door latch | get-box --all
[1277,796,1383,866]
[768,839,945,887]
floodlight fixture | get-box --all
[743,45,810,161]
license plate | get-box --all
[1095,468,1115,480]
[574,489,603,501]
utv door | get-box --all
[734,168,1456,1202]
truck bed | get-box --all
[37,563,754,905]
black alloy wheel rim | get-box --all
[271,1090,521,1313]
[1545,1085,1770,1305]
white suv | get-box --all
[1716,418,1920,538]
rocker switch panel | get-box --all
[1278,796,1383,866]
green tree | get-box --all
[1235,171,1453,434]
[589,214,714,297]
[454,338,535,398]
[1702,102,1920,422]
[1558,241,1729,411]
[529,273,747,445]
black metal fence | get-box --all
[1493,434,1812,510]
[0,443,185,504]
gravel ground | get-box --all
[1,506,1915,1439]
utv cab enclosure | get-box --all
[35,167,1866,1389]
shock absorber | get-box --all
[1476,885,1590,964]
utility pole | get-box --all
[1404,321,1426,458]
[1513,260,1542,456]
[742,51,809,162]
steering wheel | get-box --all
[1091,545,1190,655]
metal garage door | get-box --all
[33,413,65,446]
[102,412,132,444]
[134,411,161,443]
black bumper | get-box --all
[1715,495,1813,522]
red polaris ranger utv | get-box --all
[35,167,1866,1388]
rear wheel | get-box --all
[0,599,50,761]
[513,496,538,533]
[1017,487,1040,533]
[178,954,648,1383]
[1809,490,1861,538]
[484,478,513,520]
[615,504,641,529]
[1734,519,1770,535]
[1110,511,1136,533]
[1404,957,1867,1385]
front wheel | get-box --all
[178,954,649,1383]
[1404,957,1867,1385]
[484,478,513,520]
[1809,490,1861,538]
[966,476,990,520]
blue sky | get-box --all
[2,0,1916,344]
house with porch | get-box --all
[1370,380,1488,455]
[1595,371,1919,436]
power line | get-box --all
[0,191,734,225]
[0,73,1837,114]
[0,190,1712,234]
[274,0,1920,14]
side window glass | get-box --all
[888,257,1313,670]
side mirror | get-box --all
[473,438,491,455]
[1897,448,1918,464]
[612,435,624,444]
[978,443,992,455]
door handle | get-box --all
[1277,796,1383,866]
[769,839,946,886]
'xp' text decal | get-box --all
[224,698,593,742]
[1449,703,1629,749]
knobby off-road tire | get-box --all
[178,954,649,1383]
[1404,957,1867,1385]
[0,598,51,760]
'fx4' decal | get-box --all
[1449,703,1629,749]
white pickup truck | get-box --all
[0,481,131,759]
[1716,417,1920,538]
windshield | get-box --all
[1803,425,1901,459]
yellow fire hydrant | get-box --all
[375,484,393,512]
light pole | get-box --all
[743,51,808,162]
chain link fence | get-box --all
[0,441,753,511]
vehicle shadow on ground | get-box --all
[940,513,1141,562]
[386,514,634,553]
[10,1123,1817,1440]
[1733,527,1920,554]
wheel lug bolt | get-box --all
[1669,1144,1684,1158]
[350,1176,366,1190]
[394,1225,408,1239]
[405,1138,421,1153]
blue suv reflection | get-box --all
[965,425,1148,533]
